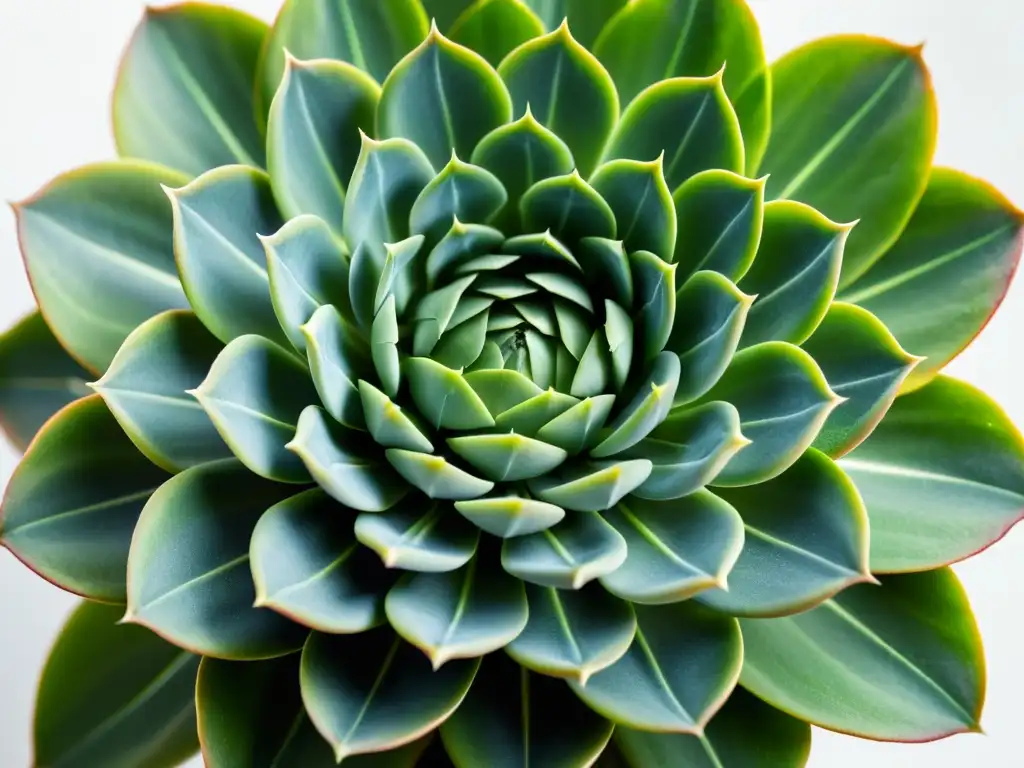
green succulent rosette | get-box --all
[3,1,1023,766]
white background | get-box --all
[0,2,1021,766]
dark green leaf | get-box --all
[423,0,477,33]
[355,498,480,572]
[631,251,677,361]
[520,171,616,244]
[410,153,507,243]
[502,512,627,588]
[591,157,676,261]
[448,0,545,66]
[592,352,679,458]
[577,237,633,307]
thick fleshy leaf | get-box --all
[601,492,744,604]
[15,161,189,372]
[840,167,1024,390]
[0,396,170,602]
[303,304,372,429]
[592,352,679,458]
[387,557,528,667]
[530,459,653,512]
[498,22,619,177]
[168,166,287,346]
[465,368,543,414]
[355,498,480,572]
[301,628,479,760]
[442,652,613,767]
[193,335,315,483]
[378,26,511,169]
[507,582,636,683]
[35,602,199,768]
[448,432,568,481]
[594,0,770,170]
[386,449,495,500]
[615,687,812,768]
[741,568,984,741]
[672,169,766,282]
[126,460,306,659]
[114,4,266,175]
[501,511,627,588]
[520,171,617,243]
[448,0,545,66]
[666,271,754,406]
[410,154,508,242]
[628,401,747,500]
[536,394,616,455]
[0,312,91,451]
[699,449,872,617]
[603,73,744,191]
[495,387,581,434]
[256,0,428,120]
[406,357,496,429]
[591,157,676,261]
[359,380,434,453]
[577,237,633,307]
[267,57,380,234]
[371,295,402,397]
[631,251,677,361]
[704,342,840,486]
[251,489,393,634]
[739,200,849,346]
[423,0,477,32]
[572,602,742,733]
[839,375,1024,573]
[91,310,228,473]
[758,37,937,287]
[804,302,920,457]
[471,109,575,229]
[289,405,409,512]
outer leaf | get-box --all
[803,302,920,457]
[251,489,393,634]
[193,335,316,483]
[168,165,287,346]
[527,0,628,48]
[615,687,811,768]
[507,582,636,684]
[267,56,381,234]
[114,4,267,175]
[498,22,619,177]
[839,375,1024,573]
[600,492,744,604]
[741,569,984,741]
[256,0,429,120]
[0,396,170,602]
[423,0,477,32]
[703,341,841,486]
[448,0,546,66]
[441,653,613,767]
[0,312,90,451]
[571,602,742,733]
[92,310,230,473]
[300,628,479,760]
[603,73,744,191]
[502,512,627,589]
[590,157,676,261]
[386,557,528,668]
[739,201,848,346]
[15,161,190,372]
[631,252,678,362]
[594,0,770,170]
[757,36,938,287]
[34,602,199,768]
[126,460,307,659]
[840,167,1024,390]
[355,499,480,572]
[699,449,872,617]
[378,26,512,169]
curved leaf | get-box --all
[251,489,394,634]
[193,335,315,483]
[379,26,511,169]
[571,602,742,733]
[441,653,613,767]
[359,379,434,453]
[804,302,920,457]
[0,396,170,602]
[386,449,495,500]
[371,294,402,397]
[498,22,619,177]
[256,0,428,120]
[0,312,91,451]
[406,357,495,429]
[840,166,1024,390]
[699,449,872,617]
[126,459,307,659]
[520,171,617,244]
[410,153,508,242]
[741,569,984,741]
[530,459,652,512]
[615,687,811,768]
[591,157,676,261]
[603,73,744,191]
[601,491,744,604]
[355,498,480,572]
[839,375,1024,573]
[448,433,568,481]
[757,36,937,287]
[300,628,479,760]
[631,252,677,362]
[113,4,267,176]
[35,602,199,768]
[92,310,230,473]
[15,161,189,372]
[594,0,770,170]
[536,394,616,455]
[301,305,370,429]
[455,496,564,538]
[449,0,545,66]
[168,165,287,346]
[592,352,679,458]
[267,56,381,234]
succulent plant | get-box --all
[2,1,1023,766]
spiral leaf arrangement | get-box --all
[2,1,1023,766]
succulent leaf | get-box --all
[448,0,546,66]
[303,304,372,429]
[355,499,481,572]
[590,158,677,261]
[410,154,508,242]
